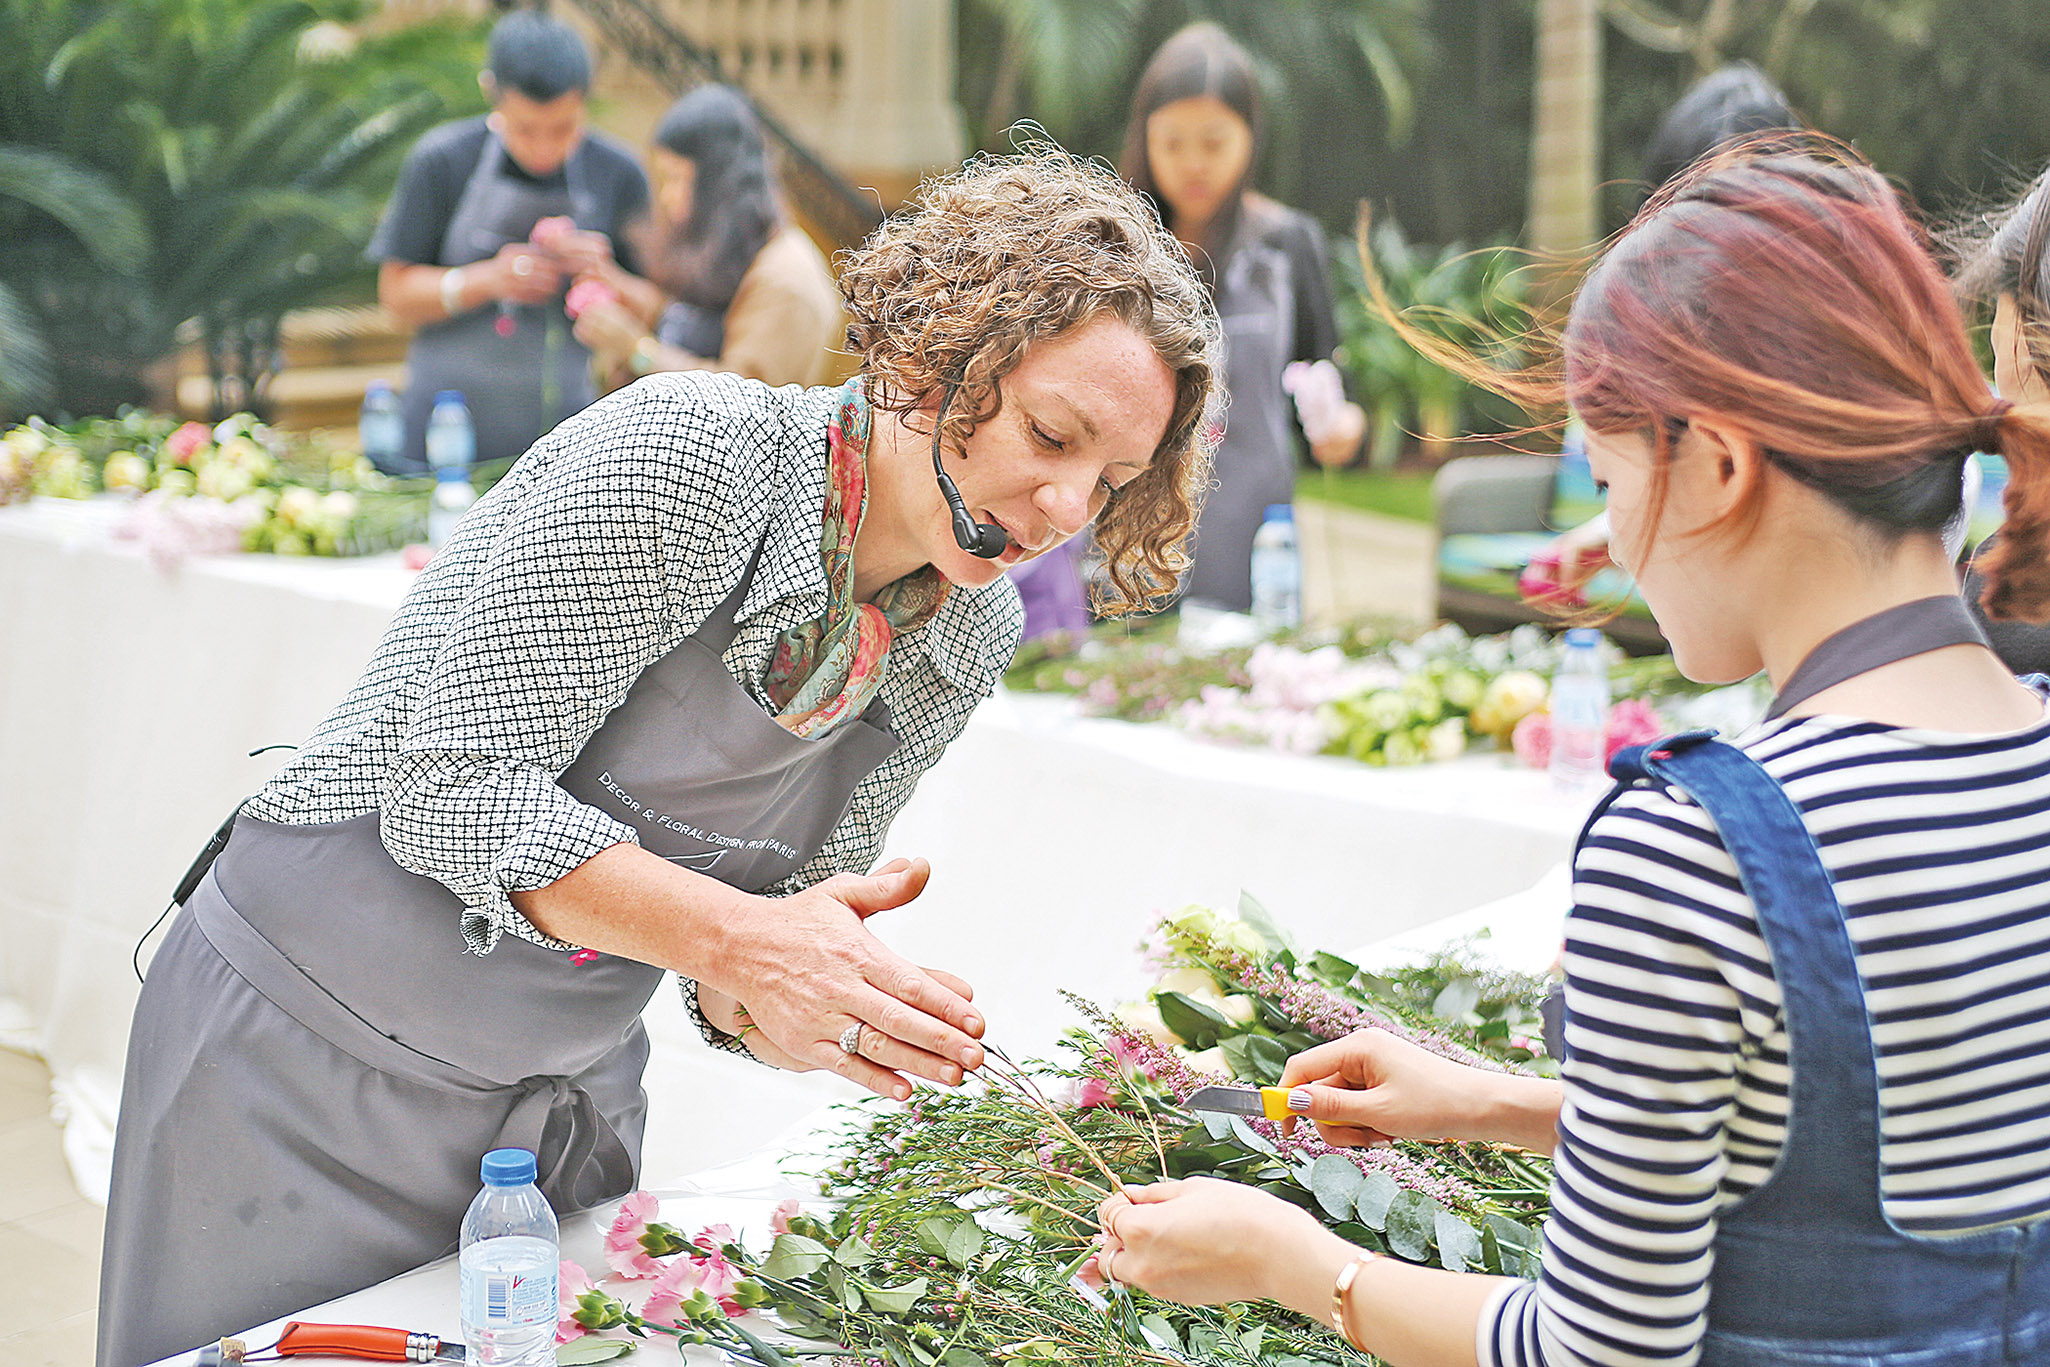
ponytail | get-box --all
[1972,399,2050,623]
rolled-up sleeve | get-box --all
[377,397,734,952]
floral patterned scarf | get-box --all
[763,381,950,737]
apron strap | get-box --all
[1767,594,1989,719]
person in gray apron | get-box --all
[1119,24,1365,614]
[98,148,1225,1367]
[1080,147,2050,1365]
[368,11,652,473]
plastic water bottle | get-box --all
[429,466,476,548]
[1249,503,1302,632]
[426,390,475,474]
[358,380,404,474]
[459,1148,558,1367]
[1549,627,1611,794]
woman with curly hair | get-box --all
[96,148,1218,1367]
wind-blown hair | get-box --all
[840,147,1220,616]
[648,85,780,313]
[1374,141,2050,622]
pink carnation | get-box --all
[641,1251,741,1325]
[556,1259,596,1343]
[768,1199,803,1236]
[692,1222,737,1256]
[603,1190,665,1279]
[1511,709,1553,770]
[1074,1078,1115,1109]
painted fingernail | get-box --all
[1287,1087,1313,1113]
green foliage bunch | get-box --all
[0,0,486,420]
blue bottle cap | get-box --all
[481,1148,537,1186]
[1262,503,1295,523]
[1564,627,1603,649]
[434,389,467,409]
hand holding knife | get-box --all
[1183,1083,1296,1122]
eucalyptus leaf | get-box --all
[944,1220,985,1269]
[1385,1190,1439,1261]
[1353,1171,1400,1230]
[941,1351,992,1367]
[1431,977,1483,1021]
[861,1274,930,1315]
[1228,1115,1280,1156]
[555,1339,635,1364]
[1202,1112,1234,1142]
[1309,1154,1364,1220]
[1435,1211,1483,1271]
[1156,990,1229,1048]
[1138,1315,1181,1351]
[760,1232,831,1280]
[834,1235,877,1268]
[1240,1323,1267,1356]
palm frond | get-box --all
[0,144,147,271]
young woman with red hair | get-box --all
[1089,147,2050,1366]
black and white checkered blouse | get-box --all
[245,372,1023,1035]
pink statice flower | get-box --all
[768,1199,803,1236]
[556,1260,596,1343]
[603,1190,665,1279]
[1604,697,1667,760]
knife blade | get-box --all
[1184,1084,1294,1122]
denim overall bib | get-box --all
[1578,596,2050,1364]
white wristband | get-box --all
[439,266,467,317]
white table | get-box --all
[0,497,1593,1206]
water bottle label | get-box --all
[461,1258,556,1327]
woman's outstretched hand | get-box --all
[709,856,986,1100]
[1279,1028,1562,1155]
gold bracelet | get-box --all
[1331,1250,1379,1353]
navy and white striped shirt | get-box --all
[1485,688,2050,1367]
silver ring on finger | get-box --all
[513,255,534,277]
[1099,1245,1119,1286]
[839,1022,866,1057]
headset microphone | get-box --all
[930,385,1009,559]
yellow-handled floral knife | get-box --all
[1184,1084,1294,1122]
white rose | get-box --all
[275,485,320,525]
[1156,967,1219,1001]
[1182,1046,1232,1076]
[1216,994,1259,1026]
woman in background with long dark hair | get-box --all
[1121,23,1364,614]
[574,84,842,388]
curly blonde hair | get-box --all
[840,145,1219,616]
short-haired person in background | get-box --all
[369,10,652,472]
[1122,23,1365,615]
[1951,164,2050,675]
[1089,145,2050,1367]
[572,84,844,389]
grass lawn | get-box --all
[1296,466,1437,524]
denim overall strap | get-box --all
[1608,731,1884,1227]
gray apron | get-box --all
[1184,236,1298,613]
[97,559,899,1367]
[396,133,600,472]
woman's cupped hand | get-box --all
[700,857,986,1100]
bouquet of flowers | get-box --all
[559,901,1556,1367]
[0,410,432,566]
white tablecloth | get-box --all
[0,497,1591,1206]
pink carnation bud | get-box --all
[1511,710,1554,771]
[769,1199,802,1236]
[564,278,620,321]
[556,1259,596,1343]
[164,421,211,466]
[603,1190,665,1279]
[1074,1078,1116,1109]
